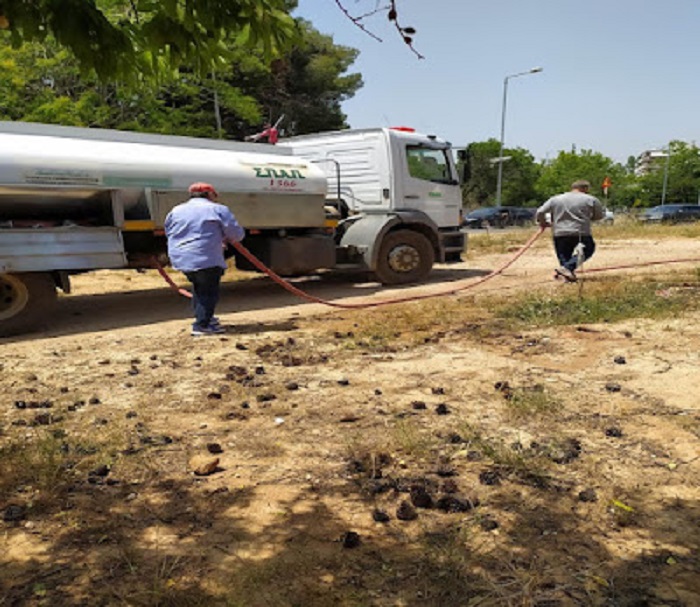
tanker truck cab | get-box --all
[280,127,465,285]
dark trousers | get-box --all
[553,235,596,273]
[184,267,224,329]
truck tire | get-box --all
[374,230,434,285]
[0,273,57,337]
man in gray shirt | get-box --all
[536,179,604,282]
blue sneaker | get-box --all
[191,324,226,336]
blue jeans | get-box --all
[184,267,224,329]
[553,235,596,272]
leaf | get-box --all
[611,499,634,512]
[1,0,297,80]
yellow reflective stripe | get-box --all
[122,220,157,231]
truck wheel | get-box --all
[0,273,57,337]
[374,230,434,285]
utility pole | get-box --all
[661,146,671,205]
[496,67,543,207]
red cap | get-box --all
[188,182,218,197]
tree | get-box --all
[0,0,297,79]
[0,17,361,139]
[536,149,630,208]
[461,138,540,208]
[0,1,421,82]
[232,21,362,137]
[637,141,700,206]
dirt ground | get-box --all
[1,232,700,606]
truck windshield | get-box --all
[406,146,454,184]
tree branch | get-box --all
[332,0,383,43]
[386,0,424,59]
[333,0,424,58]
[129,0,140,24]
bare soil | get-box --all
[2,232,700,606]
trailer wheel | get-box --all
[0,273,57,337]
[374,230,434,285]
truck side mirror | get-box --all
[455,149,470,183]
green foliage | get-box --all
[461,138,700,211]
[460,138,540,207]
[535,149,630,206]
[0,15,361,138]
[637,141,700,206]
[230,22,362,136]
[0,0,297,80]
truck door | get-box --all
[396,143,462,228]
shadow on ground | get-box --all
[2,266,491,343]
[2,435,698,606]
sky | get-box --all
[294,0,700,163]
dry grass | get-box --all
[495,273,700,327]
[3,234,700,607]
[313,269,699,356]
[503,385,560,418]
[466,215,700,257]
[597,214,700,239]
[0,423,136,508]
[321,298,487,352]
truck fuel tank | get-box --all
[0,124,329,230]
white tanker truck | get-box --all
[0,121,465,336]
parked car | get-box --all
[639,204,700,224]
[462,206,535,229]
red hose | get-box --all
[228,227,545,309]
[152,261,193,298]
[154,228,700,310]
[580,257,700,274]
[153,228,545,308]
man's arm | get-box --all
[218,206,245,243]
[590,198,605,221]
[535,200,551,226]
[164,212,174,238]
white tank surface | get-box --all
[0,124,328,198]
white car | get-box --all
[602,208,614,224]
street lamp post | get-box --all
[496,67,543,207]
[661,146,671,205]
